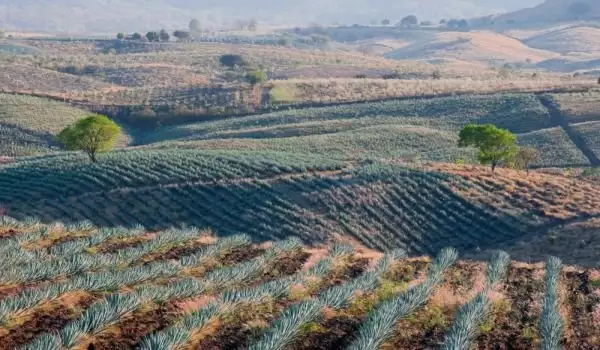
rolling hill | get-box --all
[524,25,600,54]
[385,31,558,63]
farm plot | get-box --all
[517,127,590,167]
[142,93,552,145]
[571,121,600,161]
[0,149,345,204]
[0,219,598,350]
[552,91,600,123]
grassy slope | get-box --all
[0,94,90,156]
[0,94,130,157]
[141,93,591,167]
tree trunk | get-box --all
[88,151,97,163]
[491,161,497,173]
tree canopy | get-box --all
[189,18,201,32]
[56,115,122,162]
[458,124,518,172]
[400,15,418,27]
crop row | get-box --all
[20,237,304,349]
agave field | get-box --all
[0,217,597,349]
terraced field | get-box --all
[3,150,600,259]
[139,92,599,168]
[0,219,598,349]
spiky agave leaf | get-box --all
[486,250,511,287]
[60,293,141,347]
[306,258,333,277]
[249,300,325,350]
[330,242,354,257]
[138,303,219,350]
[136,326,190,350]
[376,249,407,272]
[441,293,490,350]
[540,256,564,350]
[180,234,250,268]
[0,283,71,324]
[348,247,458,350]
[21,333,62,350]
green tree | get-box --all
[400,15,419,27]
[248,18,258,31]
[173,30,191,40]
[159,29,170,42]
[458,124,518,172]
[246,69,268,85]
[514,147,540,174]
[146,31,159,42]
[189,18,201,33]
[116,32,124,40]
[56,115,122,163]
[131,32,142,40]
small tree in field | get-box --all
[57,115,121,163]
[458,124,518,172]
[116,32,124,40]
[515,147,540,174]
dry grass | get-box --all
[386,31,559,63]
[271,76,596,104]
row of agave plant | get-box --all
[0,233,252,325]
[440,253,565,350]
[136,243,363,349]
[21,237,305,349]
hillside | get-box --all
[0,215,599,349]
[385,31,558,63]
[524,26,600,54]
[0,93,130,157]
[494,0,600,25]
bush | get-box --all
[220,54,247,68]
[246,69,268,85]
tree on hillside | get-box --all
[159,29,170,42]
[57,115,122,163]
[568,2,592,19]
[458,124,518,172]
[173,30,191,41]
[189,18,201,33]
[381,19,390,26]
[131,32,142,40]
[116,32,124,40]
[246,68,268,85]
[248,18,258,32]
[514,147,540,174]
[146,31,159,42]
[400,15,419,28]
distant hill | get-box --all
[0,0,542,33]
[385,31,558,63]
[494,0,600,25]
[524,26,600,53]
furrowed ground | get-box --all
[3,151,600,263]
[0,222,598,350]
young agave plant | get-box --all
[348,247,458,350]
[441,293,490,350]
[540,256,564,350]
[486,250,511,288]
[441,250,510,350]
[249,299,326,350]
